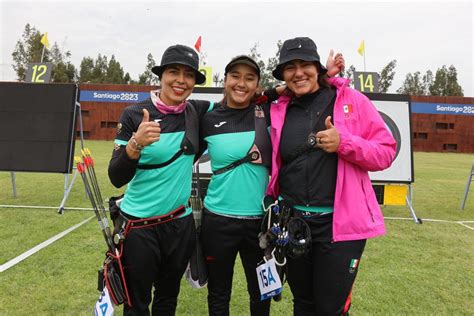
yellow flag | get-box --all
[357,40,365,56]
[40,32,50,49]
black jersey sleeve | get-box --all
[108,106,140,188]
[264,87,280,102]
[108,146,139,188]
[189,99,211,162]
[189,99,211,120]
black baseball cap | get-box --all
[272,37,327,81]
[224,55,260,78]
[152,44,206,85]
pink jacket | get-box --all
[266,77,396,242]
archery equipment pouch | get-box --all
[99,249,131,307]
[185,227,208,289]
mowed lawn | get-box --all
[0,141,473,315]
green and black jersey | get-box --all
[201,102,271,217]
[108,98,210,218]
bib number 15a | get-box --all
[94,287,114,316]
[256,257,282,301]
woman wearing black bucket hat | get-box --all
[199,52,344,316]
[108,44,211,315]
[265,37,396,315]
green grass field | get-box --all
[0,141,473,315]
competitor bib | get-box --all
[256,257,282,300]
[94,287,114,316]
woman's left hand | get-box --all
[315,116,340,153]
[326,49,345,77]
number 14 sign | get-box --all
[354,71,380,93]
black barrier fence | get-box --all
[0,82,78,173]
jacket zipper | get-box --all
[360,178,375,222]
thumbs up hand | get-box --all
[326,49,345,77]
[315,116,340,153]
[134,108,161,147]
[141,108,150,123]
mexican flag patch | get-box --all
[349,259,360,273]
[343,104,353,114]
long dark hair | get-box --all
[316,62,332,90]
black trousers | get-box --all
[286,213,366,316]
[121,214,196,316]
[201,209,271,316]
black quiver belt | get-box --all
[258,197,312,302]
[258,196,292,301]
[98,246,131,306]
[95,194,131,307]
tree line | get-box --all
[11,24,464,96]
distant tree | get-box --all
[340,65,356,88]
[398,65,464,96]
[106,55,125,84]
[11,24,76,83]
[79,57,94,83]
[262,40,283,89]
[49,43,76,83]
[422,70,433,95]
[91,54,108,83]
[138,53,159,85]
[248,43,265,74]
[397,71,425,95]
[124,72,133,84]
[213,72,223,87]
[430,65,464,96]
[11,24,50,80]
[379,59,397,93]
[248,41,283,90]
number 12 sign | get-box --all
[25,62,53,83]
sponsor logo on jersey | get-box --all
[214,121,227,128]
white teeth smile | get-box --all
[173,87,185,93]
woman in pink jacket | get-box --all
[265,37,396,315]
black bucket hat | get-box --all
[224,55,261,78]
[151,44,206,85]
[272,37,327,81]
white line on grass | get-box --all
[0,215,95,273]
[0,204,94,211]
[385,216,474,231]
[459,222,474,230]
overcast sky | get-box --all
[1,0,472,96]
